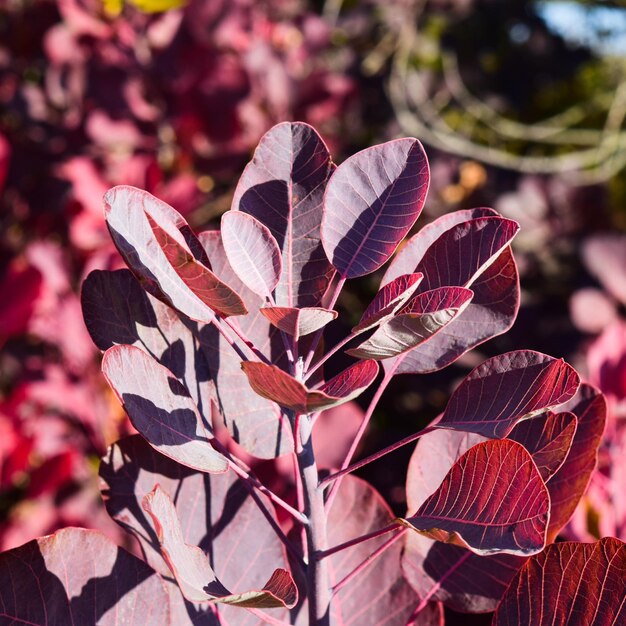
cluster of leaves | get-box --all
[0,122,619,625]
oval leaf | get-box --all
[493,538,626,626]
[143,485,297,608]
[260,306,337,340]
[436,350,580,438]
[353,272,424,333]
[232,122,335,308]
[322,138,429,278]
[241,360,379,413]
[102,345,229,473]
[402,439,550,556]
[347,286,473,359]
[0,528,170,625]
[221,211,282,300]
[147,213,247,317]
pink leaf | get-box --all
[321,138,429,278]
[0,528,170,625]
[347,286,473,359]
[403,439,549,556]
[102,345,228,473]
[231,122,335,308]
[436,350,580,438]
[353,273,424,333]
[260,306,337,340]
[493,538,626,626]
[221,211,282,300]
[582,234,626,305]
[241,359,378,413]
[143,486,297,608]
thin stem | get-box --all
[331,529,407,596]
[406,552,471,624]
[323,363,397,511]
[303,276,346,371]
[219,315,271,364]
[247,608,293,626]
[304,330,359,382]
[318,522,402,559]
[320,425,435,488]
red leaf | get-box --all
[143,486,297,608]
[0,528,170,625]
[231,122,335,308]
[241,359,379,413]
[221,211,282,300]
[492,538,626,626]
[347,286,473,359]
[403,439,549,556]
[102,345,228,473]
[260,306,337,340]
[322,138,429,278]
[147,213,246,317]
[353,272,423,333]
[436,350,580,438]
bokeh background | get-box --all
[0,0,625,601]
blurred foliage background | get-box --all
[0,3,625,622]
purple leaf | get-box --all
[220,211,282,300]
[402,439,549,555]
[353,272,424,333]
[294,475,434,626]
[492,538,626,626]
[241,359,379,413]
[321,138,429,278]
[100,435,295,625]
[105,185,232,323]
[198,230,294,459]
[231,122,334,308]
[347,286,473,359]
[435,350,580,438]
[0,527,170,625]
[102,345,229,473]
[508,411,577,481]
[260,306,337,340]
[143,486,297,608]
[402,429,525,613]
[147,213,247,317]
[545,384,607,541]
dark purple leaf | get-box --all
[0,527,170,625]
[147,214,247,317]
[435,350,580,438]
[545,384,607,541]
[231,122,334,308]
[294,475,434,626]
[102,345,229,473]
[347,286,473,359]
[393,245,519,374]
[143,486,297,608]
[260,306,337,340]
[508,411,577,481]
[105,185,230,323]
[220,211,282,300]
[321,138,429,278]
[353,272,423,333]
[492,538,626,626]
[198,230,294,459]
[241,359,379,413]
[402,439,549,556]
[100,435,294,625]
[402,429,525,613]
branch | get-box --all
[318,522,402,559]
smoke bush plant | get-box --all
[0,122,621,626]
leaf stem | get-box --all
[304,330,359,382]
[330,529,407,596]
[247,608,293,626]
[218,314,272,364]
[318,522,402,559]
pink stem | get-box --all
[406,552,471,624]
[331,529,407,596]
[247,608,293,625]
[219,315,271,364]
[304,330,360,382]
[318,522,402,559]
